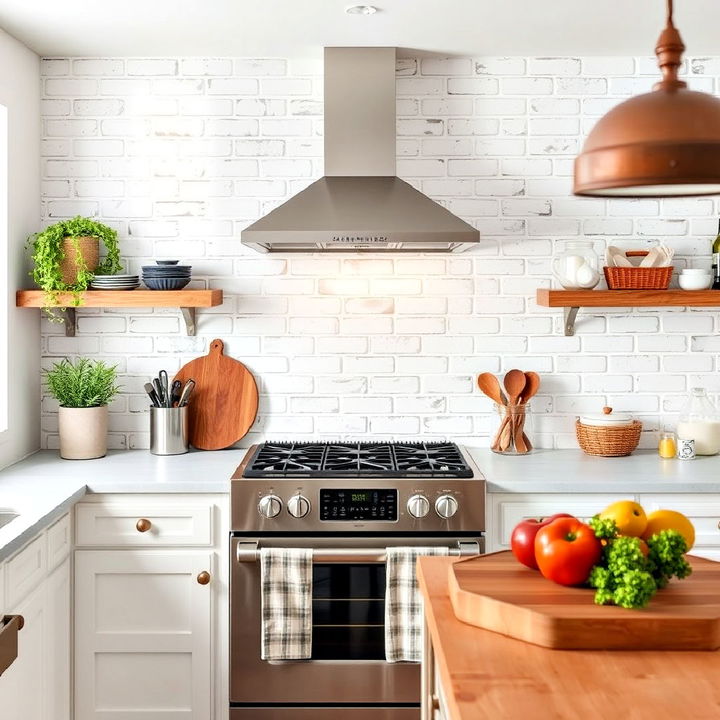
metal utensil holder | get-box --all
[150,406,189,455]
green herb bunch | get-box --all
[28,216,121,314]
[587,516,692,609]
[45,358,120,408]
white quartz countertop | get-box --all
[0,449,243,560]
[469,448,720,494]
[0,446,718,561]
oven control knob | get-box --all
[435,495,458,519]
[287,494,311,519]
[258,494,282,519]
[407,494,430,519]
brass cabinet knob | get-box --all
[136,518,152,533]
[197,571,211,585]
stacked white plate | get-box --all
[90,274,140,291]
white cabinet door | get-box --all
[75,550,213,720]
[0,579,47,720]
[46,557,71,720]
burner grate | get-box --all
[242,441,474,478]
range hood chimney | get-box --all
[241,47,480,253]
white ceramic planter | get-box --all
[58,405,108,460]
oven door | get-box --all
[229,535,482,708]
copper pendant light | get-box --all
[574,0,720,197]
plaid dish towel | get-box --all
[385,546,449,663]
[260,548,313,661]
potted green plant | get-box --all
[45,358,121,460]
[28,216,121,313]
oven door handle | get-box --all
[235,540,480,564]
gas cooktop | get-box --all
[241,441,474,478]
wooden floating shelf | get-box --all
[16,289,223,337]
[536,289,720,336]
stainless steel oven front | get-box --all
[229,534,483,719]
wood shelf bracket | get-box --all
[564,307,580,336]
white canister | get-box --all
[58,405,108,460]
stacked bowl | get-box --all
[90,274,140,291]
[142,260,192,290]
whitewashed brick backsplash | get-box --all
[39,55,720,451]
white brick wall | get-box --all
[39,55,720,451]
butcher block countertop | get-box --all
[417,556,720,720]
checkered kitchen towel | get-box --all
[260,548,313,661]
[385,546,449,663]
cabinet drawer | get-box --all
[47,513,71,570]
[75,503,213,547]
[638,495,720,549]
[5,535,47,608]
[493,494,634,549]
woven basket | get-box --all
[59,236,100,285]
[576,419,642,457]
[603,250,673,290]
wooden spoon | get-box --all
[502,370,526,453]
[478,373,509,451]
[503,369,526,408]
[520,371,540,404]
[516,371,541,452]
[477,373,507,406]
[477,373,511,451]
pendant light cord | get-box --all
[655,0,685,89]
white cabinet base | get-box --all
[75,550,213,720]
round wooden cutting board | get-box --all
[173,338,258,450]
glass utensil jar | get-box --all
[552,240,600,290]
[658,431,677,459]
[490,403,533,455]
[677,387,720,456]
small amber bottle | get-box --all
[658,432,677,459]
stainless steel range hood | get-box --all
[241,47,480,253]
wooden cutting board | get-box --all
[449,551,720,650]
[173,338,258,450]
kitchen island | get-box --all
[417,556,720,720]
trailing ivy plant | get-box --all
[27,216,121,319]
[45,358,120,408]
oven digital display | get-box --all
[320,489,397,521]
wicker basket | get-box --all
[576,419,642,457]
[604,250,673,290]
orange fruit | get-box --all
[642,510,695,551]
[599,501,648,538]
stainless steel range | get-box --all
[229,441,485,719]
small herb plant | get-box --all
[28,216,122,314]
[45,358,121,408]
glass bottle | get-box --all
[677,388,720,456]
[713,219,720,289]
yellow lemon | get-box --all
[642,510,695,551]
[599,500,648,538]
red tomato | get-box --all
[510,514,575,570]
[534,517,602,586]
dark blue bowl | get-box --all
[143,276,191,291]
